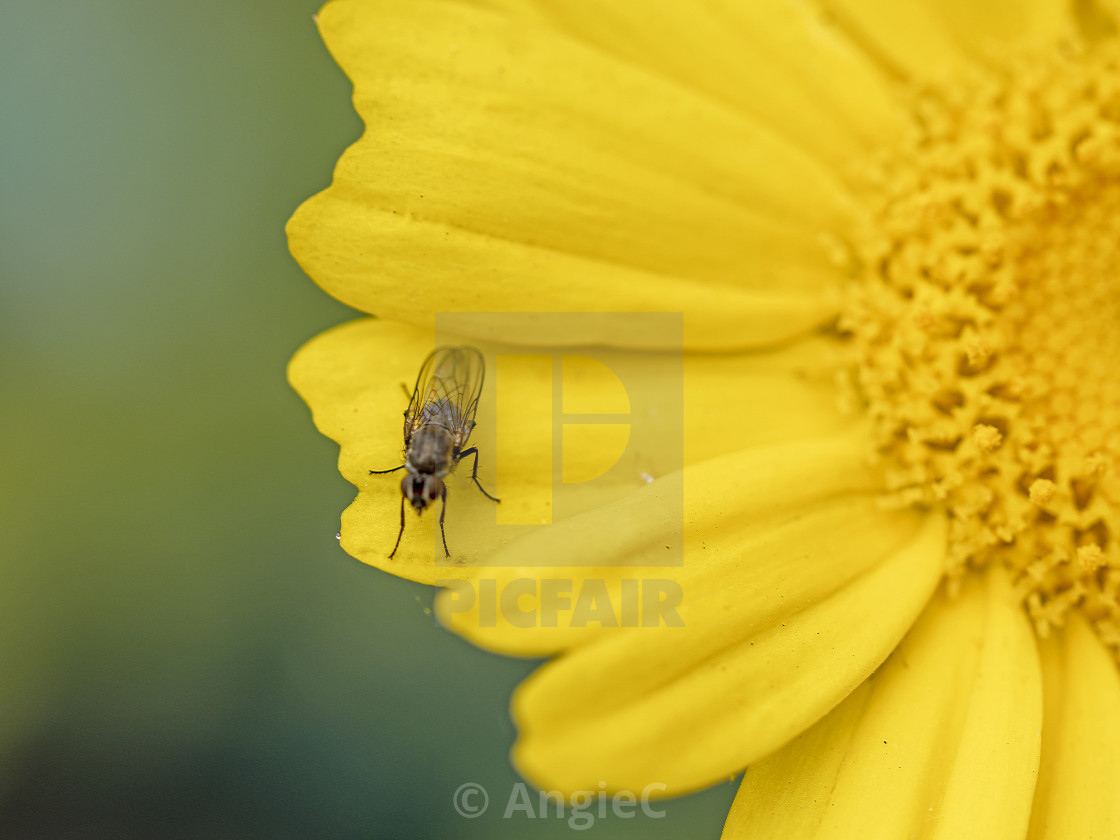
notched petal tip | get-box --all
[291,0,855,350]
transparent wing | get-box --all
[403,345,485,448]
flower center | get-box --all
[843,44,1120,655]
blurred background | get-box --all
[0,1,737,837]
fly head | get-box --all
[402,473,444,512]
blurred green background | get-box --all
[0,1,736,836]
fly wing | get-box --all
[404,346,485,448]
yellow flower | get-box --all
[288,0,1120,835]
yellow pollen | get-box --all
[1030,478,1058,506]
[1080,543,1106,571]
[844,43,1120,658]
[973,423,1003,452]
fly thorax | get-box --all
[407,425,456,475]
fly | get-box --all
[369,345,500,558]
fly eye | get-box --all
[427,477,445,502]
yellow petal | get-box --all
[821,0,1075,81]
[683,335,850,464]
[724,679,877,840]
[438,431,881,654]
[289,0,856,349]
[935,0,1076,57]
[724,565,1042,840]
[1028,611,1120,839]
[289,319,851,583]
[510,511,945,794]
[820,0,970,80]
[713,0,908,150]
[484,0,905,167]
[290,195,839,349]
[288,319,474,583]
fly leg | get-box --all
[388,495,406,559]
[459,447,500,503]
[438,484,450,557]
[373,463,408,558]
[369,464,406,475]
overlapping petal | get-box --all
[933,0,1075,57]
[476,0,906,166]
[1028,612,1120,839]
[820,0,1077,82]
[439,432,884,653]
[723,566,1042,840]
[288,0,868,349]
[288,318,851,583]
[818,0,972,78]
[509,512,945,794]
